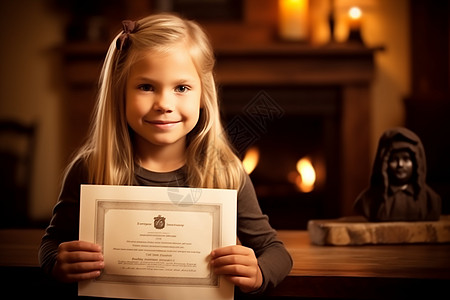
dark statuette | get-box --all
[354,127,441,221]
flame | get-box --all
[242,147,260,174]
[295,157,316,193]
[349,6,362,20]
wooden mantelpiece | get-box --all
[215,43,378,85]
[61,41,379,217]
[214,43,380,217]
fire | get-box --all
[295,157,316,193]
[242,147,260,174]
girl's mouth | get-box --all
[146,120,181,129]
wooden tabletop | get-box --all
[269,230,450,299]
[1,229,449,299]
[277,230,450,279]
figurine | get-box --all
[354,127,441,222]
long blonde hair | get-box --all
[68,13,245,190]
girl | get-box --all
[39,13,292,295]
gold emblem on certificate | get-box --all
[154,214,166,229]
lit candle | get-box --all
[278,0,309,41]
[348,6,362,31]
[347,6,363,43]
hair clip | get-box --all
[116,20,138,51]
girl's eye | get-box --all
[138,84,154,92]
[174,85,190,93]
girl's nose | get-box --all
[153,92,174,113]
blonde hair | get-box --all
[68,13,245,190]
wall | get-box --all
[320,0,410,159]
[0,0,67,222]
[363,0,410,158]
[0,0,411,223]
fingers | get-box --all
[55,265,103,283]
[210,253,255,272]
[210,245,263,293]
[225,275,259,292]
[57,241,103,265]
[210,245,256,269]
[59,240,102,253]
[211,258,255,279]
[53,241,104,283]
[210,245,251,258]
[58,247,103,264]
[56,256,104,274]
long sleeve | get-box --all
[38,159,88,276]
[39,161,293,292]
[236,174,293,293]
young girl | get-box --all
[39,13,292,295]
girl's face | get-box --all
[126,45,202,155]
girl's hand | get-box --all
[210,245,263,293]
[52,240,104,283]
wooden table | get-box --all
[1,229,449,299]
[268,230,450,299]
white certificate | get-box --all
[78,185,237,300]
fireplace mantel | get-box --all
[215,43,379,86]
[215,43,381,217]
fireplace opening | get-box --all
[221,86,342,229]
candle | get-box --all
[348,6,362,31]
[278,0,309,41]
[347,6,363,43]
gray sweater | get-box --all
[39,159,292,294]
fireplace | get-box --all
[215,43,378,229]
[221,86,340,229]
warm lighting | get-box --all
[278,0,309,41]
[295,157,316,193]
[242,147,260,174]
[348,6,362,20]
[347,6,363,43]
[348,6,362,31]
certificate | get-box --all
[78,185,237,300]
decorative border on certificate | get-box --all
[94,200,220,287]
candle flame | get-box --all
[349,6,362,20]
[295,157,316,193]
[242,147,260,174]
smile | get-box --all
[145,120,181,129]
